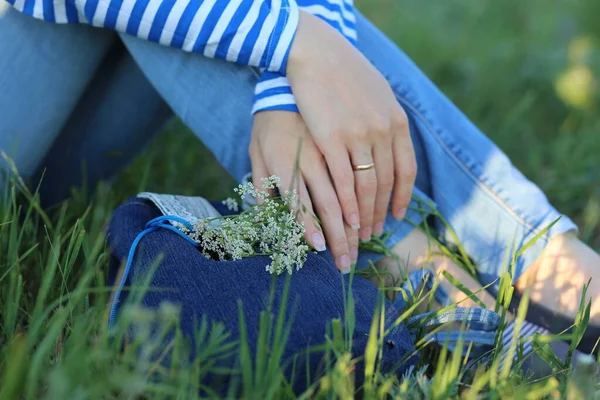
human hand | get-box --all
[249,110,358,273]
[285,11,417,241]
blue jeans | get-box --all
[0,8,576,294]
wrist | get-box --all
[254,109,298,122]
[288,11,338,74]
[287,11,311,74]
[286,11,354,75]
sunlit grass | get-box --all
[0,173,595,398]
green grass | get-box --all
[1,0,600,398]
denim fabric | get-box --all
[107,197,420,390]
[0,7,576,297]
[0,8,172,206]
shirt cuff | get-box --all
[252,72,299,114]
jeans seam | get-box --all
[389,84,553,243]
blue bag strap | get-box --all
[408,307,501,355]
[408,307,500,332]
[108,215,198,329]
[396,270,502,355]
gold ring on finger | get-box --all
[352,162,375,172]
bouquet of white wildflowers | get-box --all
[187,176,311,275]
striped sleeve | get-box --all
[252,72,298,113]
[8,0,299,74]
[252,0,356,114]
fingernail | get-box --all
[339,254,351,272]
[312,232,326,251]
[373,222,384,236]
[349,213,360,230]
[350,246,358,261]
[359,226,372,242]
[394,207,407,221]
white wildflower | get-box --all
[222,197,239,212]
[188,177,310,274]
[261,175,281,191]
[283,189,299,212]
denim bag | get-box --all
[106,193,500,391]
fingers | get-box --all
[345,221,360,264]
[252,137,346,267]
[249,140,272,204]
[296,181,327,252]
[323,143,361,231]
[349,145,377,242]
[250,111,358,273]
[274,164,326,252]
[305,158,353,273]
[372,143,394,236]
[391,115,417,220]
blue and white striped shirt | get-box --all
[6,0,357,114]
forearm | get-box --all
[7,0,299,73]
